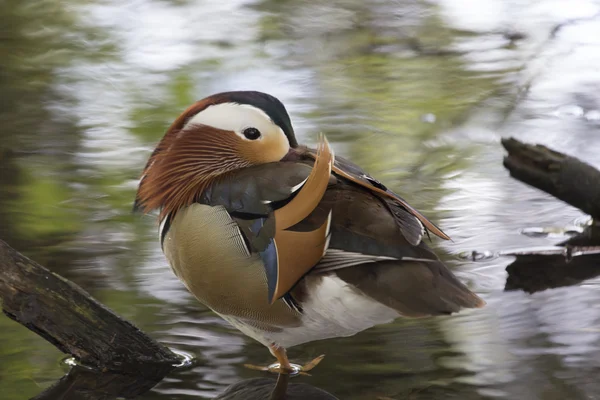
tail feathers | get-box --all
[335,260,485,317]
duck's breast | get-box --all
[162,203,300,329]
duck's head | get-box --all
[134,91,298,219]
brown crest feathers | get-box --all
[135,124,249,221]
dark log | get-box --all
[502,137,600,220]
[0,239,180,379]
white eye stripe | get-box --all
[180,101,291,163]
[184,102,282,142]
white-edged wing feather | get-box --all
[313,249,435,273]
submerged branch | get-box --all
[504,232,600,294]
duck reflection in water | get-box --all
[215,374,339,400]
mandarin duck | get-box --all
[134,91,485,374]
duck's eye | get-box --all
[242,127,261,140]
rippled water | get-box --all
[2,0,600,399]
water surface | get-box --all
[2,0,600,399]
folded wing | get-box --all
[199,142,484,313]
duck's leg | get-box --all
[244,344,325,375]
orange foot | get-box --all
[244,345,325,375]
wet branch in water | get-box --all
[0,239,180,398]
[502,138,600,294]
